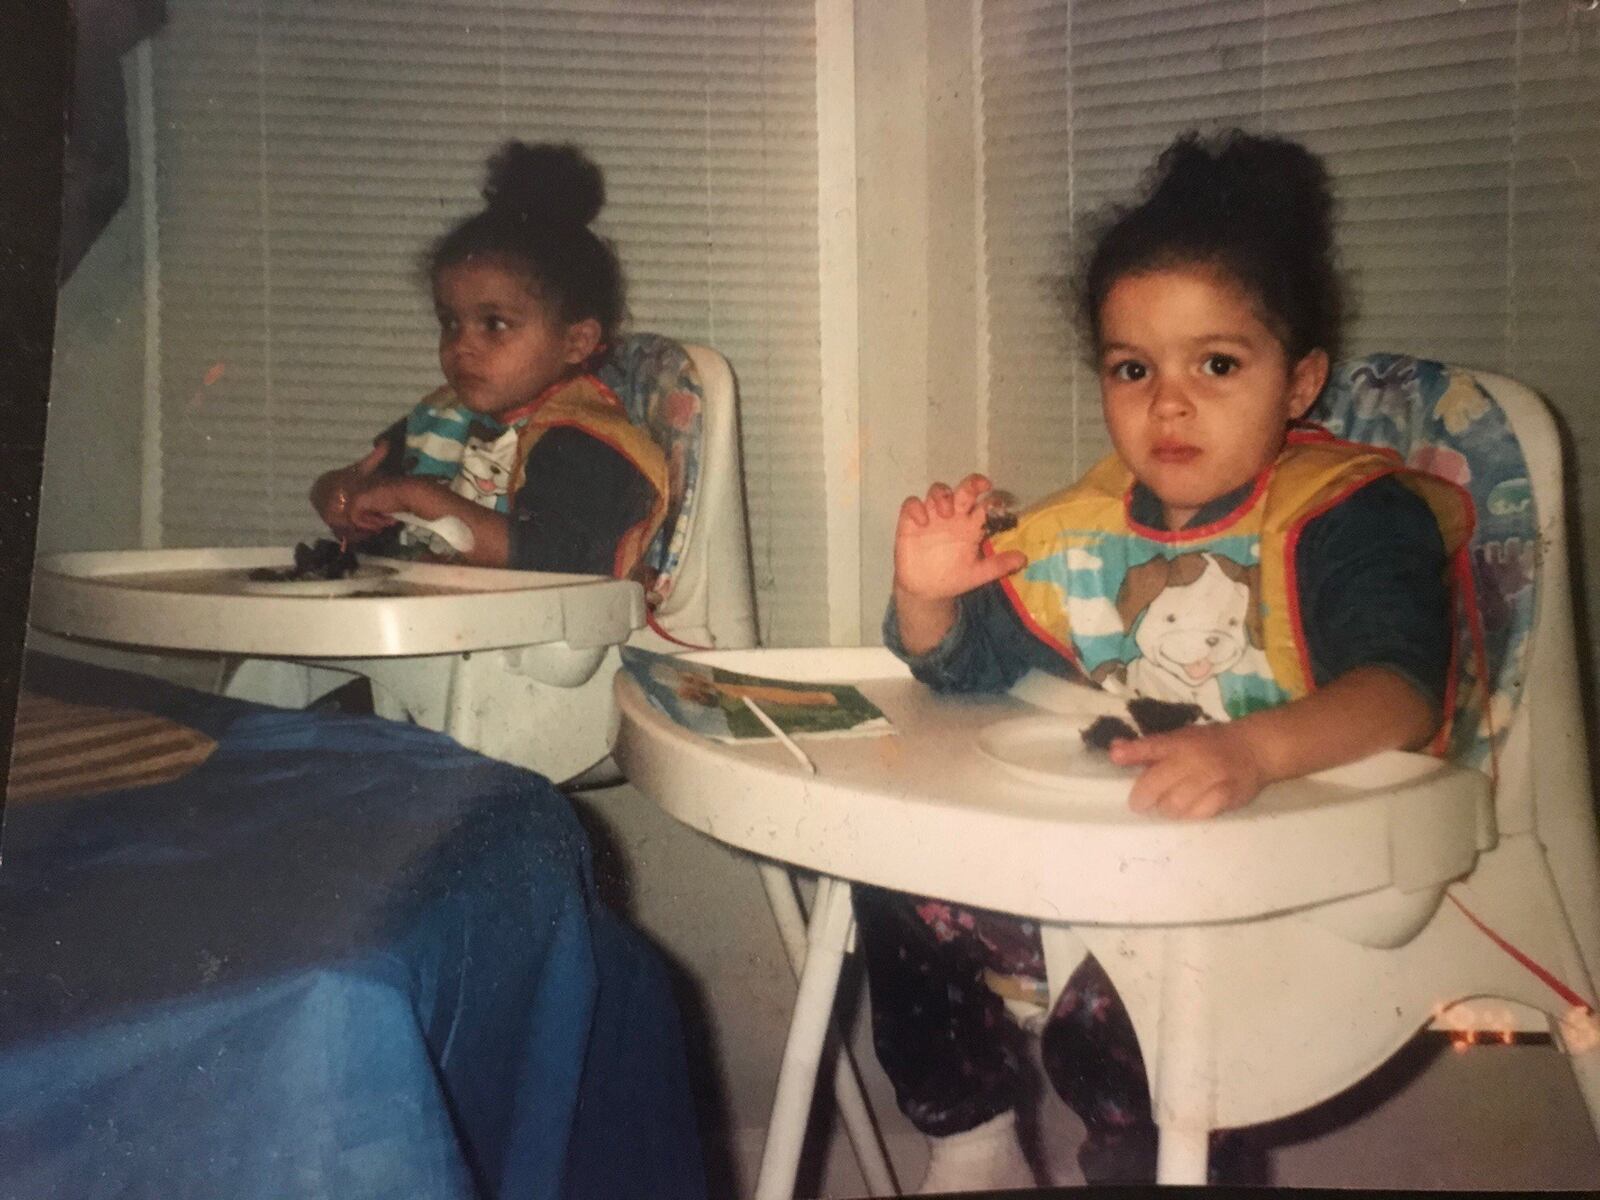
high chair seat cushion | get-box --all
[596,333,705,604]
[1314,354,1537,772]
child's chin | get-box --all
[457,394,502,416]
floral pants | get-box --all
[851,884,1152,1140]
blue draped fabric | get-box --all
[0,654,705,1200]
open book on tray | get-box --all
[620,646,894,743]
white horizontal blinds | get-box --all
[979,0,1265,502]
[153,0,826,646]
[1259,0,1519,365]
[978,0,1599,499]
[1504,4,1600,621]
[1059,0,1266,483]
[978,1,1077,502]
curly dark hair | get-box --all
[1079,129,1345,363]
[426,141,626,341]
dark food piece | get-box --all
[980,489,1020,538]
[1126,696,1206,735]
[1082,715,1139,751]
[248,538,359,583]
[1082,697,1207,754]
[982,511,1018,537]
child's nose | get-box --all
[1149,377,1193,418]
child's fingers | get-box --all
[351,511,391,533]
[952,473,993,513]
[973,549,1028,584]
[926,482,955,519]
[1122,748,1179,812]
[1108,733,1166,767]
[1182,786,1235,821]
[898,495,930,528]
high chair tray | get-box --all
[615,646,1492,925]
[30,547,644,658]
[977,714,1138,794]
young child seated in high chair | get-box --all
[310,141,669,578]
[861,130,1478,1190]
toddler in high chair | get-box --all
[862,130,1477,1190]
[310,142,669,578]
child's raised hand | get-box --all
[1109,722,1267,820]
[894,474,1027,602]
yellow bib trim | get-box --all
[505,373,671,579]
[988,430,1475,728]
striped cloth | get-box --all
[7,690,218,803]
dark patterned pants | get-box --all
[851,884,1152,1141]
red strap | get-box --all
[645,610,713,651]
[1447,890,1595,1013]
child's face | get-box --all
[433,261,600,418]
[1097,266,1328,530]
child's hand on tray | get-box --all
[314,443,389,539]
[1110,721,1268,820]
[344,476,423,534]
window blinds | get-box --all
[978,0,1600,523]
[151,0,826,646]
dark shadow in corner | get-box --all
[1250,1029,1453,1149]
[563,786,741,1200]
[1550,403,1600,822]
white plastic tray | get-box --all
[614,647,1492,925]
[30,547,644,658]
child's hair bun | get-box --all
[1150,131,1335,260]
[482,141,606,228]
[1080,128,1345,361]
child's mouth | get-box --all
[1152,443,1200,463]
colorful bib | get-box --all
[989,431,1478,741]
[397,373,670,578]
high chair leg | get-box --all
[1563,1032,1600,1145]
[755,876,858,1200]
[756,863,898,1196]
[1152,926,1213,1186]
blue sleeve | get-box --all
[507,427,657,575]
[372,417,407,476]
[1295,474,1452,712]
[883,581,1079,694]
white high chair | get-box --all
[223,341,757,782]
[1030,360,1600,1182]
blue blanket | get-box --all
[0,655,705,1200]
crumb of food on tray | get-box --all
[1126,696,1206,735]
[247,539,360,584]
[1082,715,1140,751]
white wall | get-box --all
[853,0,982,643]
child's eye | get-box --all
[484,316,510,333]
[436,314,458,334]
[1202,354,1239,376]
[1109,360,1148,382]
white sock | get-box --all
[919,1110,1037,1194]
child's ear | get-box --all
[562,318,603,365]
[1287,348,1330,420]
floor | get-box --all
[574,780,1600,1197]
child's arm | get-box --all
[344,476,511,568]
[1109,665,1439,820]
[893,473,1027,654]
